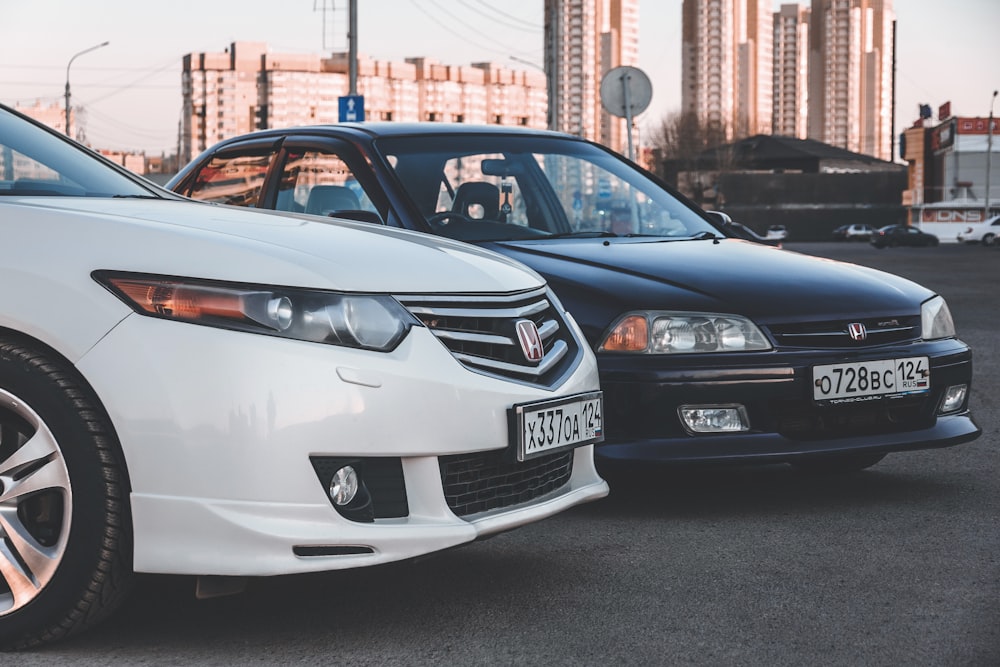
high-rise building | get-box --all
[682,0,893,159]
[682,0,774,141]
[735,0,774,137]
[807,0,894,159]
[773,4,810,138]
[181,42,546,163]
[545,0,639,150]
[682,0,736,139]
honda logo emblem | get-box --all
[847,322,867,341]
[515,319,544,362]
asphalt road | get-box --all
[20,242,1000,666]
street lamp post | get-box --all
[986,90,998,220]
[64,41,109,137]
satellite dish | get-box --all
[600,66,652,118]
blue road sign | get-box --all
[339,95,365,122]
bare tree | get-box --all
[649,111,734,206]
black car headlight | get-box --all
[599,311,771,354]
[921,296,955,340]
[95,272,418,351]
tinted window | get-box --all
[274,150,376,216]
[185,151,273,207]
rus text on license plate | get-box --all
[512,391,603,462]
[812,356,930,402]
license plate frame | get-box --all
[812,356,930,403]
[511,391,604,462]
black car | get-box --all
[871,224,939,248]
[169,124,979,473]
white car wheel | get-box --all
[0,338,132,650]
[983,233,995,246]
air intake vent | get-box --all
[397,287,582,387]
[767,315,920,348]
[438,449,574,518]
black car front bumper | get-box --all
[595,339,981,464]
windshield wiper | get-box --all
[111,194,163,199]
[688,231,722,241]
[545,230,619,239]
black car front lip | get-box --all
[594,412,980,464]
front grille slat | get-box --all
[439,449,574,517]
[767,315,921,348]
[397,287,581,387]
[454,339,568,376]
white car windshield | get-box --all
[0,107,155,198]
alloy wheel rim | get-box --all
[0,388,73,616]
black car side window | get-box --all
[276,150,376,217]
[185,151,273,208]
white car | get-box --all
[956,214,1000,245]
[0,105,607,648]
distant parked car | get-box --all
[956,214,1000,245]
[832,223,875,241]
[871,224,939,248]
[765,224,788,241]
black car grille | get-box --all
[766,315,920,348]
[438,449,574,518]
[397,287,581,387]
[771,395,933,440]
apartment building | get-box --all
[682,0,772,141]
[808,0,894,159]
[544,0,639,150]
[773,4,810,138]
[181,42,546,163]
[682,0,893,159]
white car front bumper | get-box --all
[77,314,607,576]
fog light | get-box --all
[329,466,359,506]
[679,404,750,434]
[938,384,967,414]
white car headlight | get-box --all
[921,295,956,340]
[599,311,771,354]
[96,272,418,351]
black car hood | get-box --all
[482,237,933,324]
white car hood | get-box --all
[7,197,543,294]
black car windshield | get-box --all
[377,134,717,242]
[0,107,154,198]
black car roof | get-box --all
[212,122,587,146]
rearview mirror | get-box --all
[481,159,524,178]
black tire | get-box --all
[983,233,995,246]
[0,337,132,650]
[790,452,886,474]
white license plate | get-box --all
[513,391,603,461]
[812,356,930,402]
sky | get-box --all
[2,0,998,158]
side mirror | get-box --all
[703,210,733,227]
